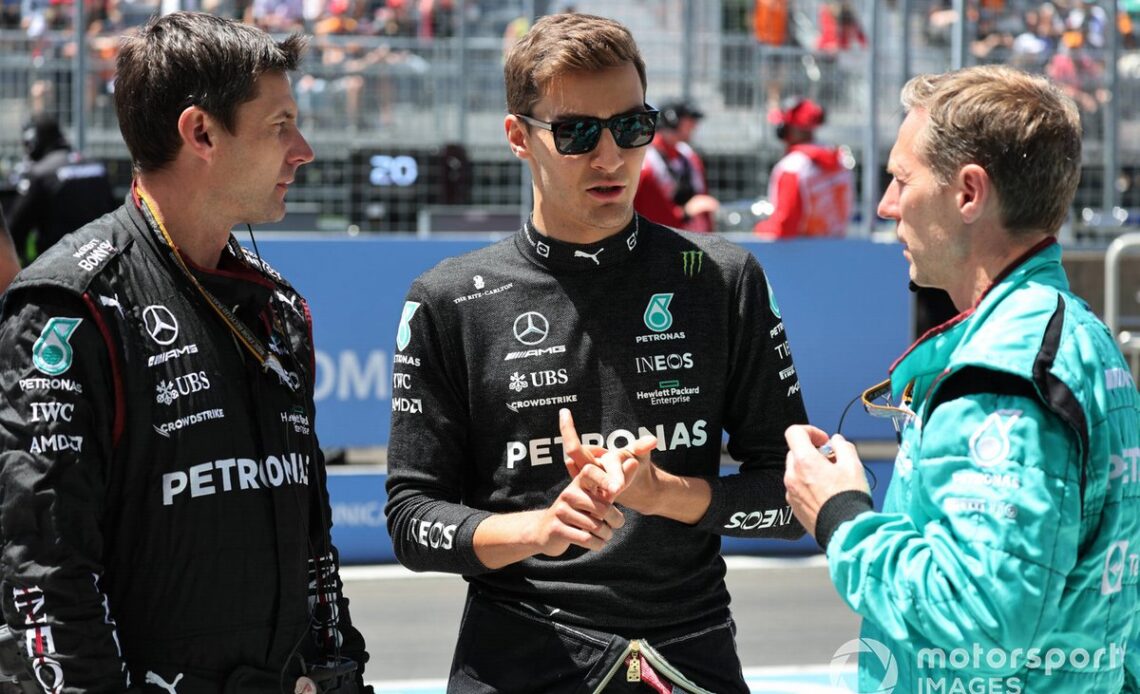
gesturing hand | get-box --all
[532,461,627,556]
[558,408,659,514]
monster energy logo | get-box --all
[681,251,703,276]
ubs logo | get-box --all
[513,312,549,345]
[143,305,179,346]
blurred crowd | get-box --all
[930,0,1138,130]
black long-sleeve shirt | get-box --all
[386,216,808,633]
[0,202,368,692]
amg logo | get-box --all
[634,353,693,374]
[724,507,795,530]
[505,345,567,361]
[408,518,457,550]
[505,420,708,469]
[29,434,83,454]
[148,344,199,367]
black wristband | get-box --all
[815,490,874,551]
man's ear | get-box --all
[957,163,991,225]
[177,106,216,163]
[504,114,530,160]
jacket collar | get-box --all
[889,238,1065,400]
[515,215,642,272]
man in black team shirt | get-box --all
[385,12,808,694]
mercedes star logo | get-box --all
[143,305,179,346]
[513,311,549,345]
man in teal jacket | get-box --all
[784,64,1140,692]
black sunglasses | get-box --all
[515,108,660,155]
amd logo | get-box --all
[392,398,423,414]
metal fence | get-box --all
[1,0,1138,237]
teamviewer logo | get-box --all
[830,638,897,693]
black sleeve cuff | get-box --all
[815,490,874,551]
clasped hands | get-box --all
[534,408,659,557]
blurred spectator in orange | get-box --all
[753,0,794,110]
[755,97,853,239]
[634,98,719,232]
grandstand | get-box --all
[5,0,1140,238]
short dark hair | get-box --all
[504,13,646,116]
[114,11,308,173]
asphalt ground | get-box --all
[341,555,862,691]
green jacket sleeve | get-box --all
[826,391,1082,675]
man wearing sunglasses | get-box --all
[784,65,1140,692]
[386,11,808,694]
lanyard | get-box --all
[136,190,299,393]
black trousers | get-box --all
[446,588,749,694]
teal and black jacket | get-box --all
[818,240,1140,692]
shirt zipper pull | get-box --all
[626,640,641,682]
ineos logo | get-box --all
[513,312,549,345]
[143,305,179,346]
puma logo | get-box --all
[145,671,184,694]
[574,248,604,265]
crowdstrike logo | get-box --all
[830,638,897,693]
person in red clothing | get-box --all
[816,0,866,53]
[634,98,720,232]
[754,97,853,239]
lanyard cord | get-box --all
[136,190,298,393]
